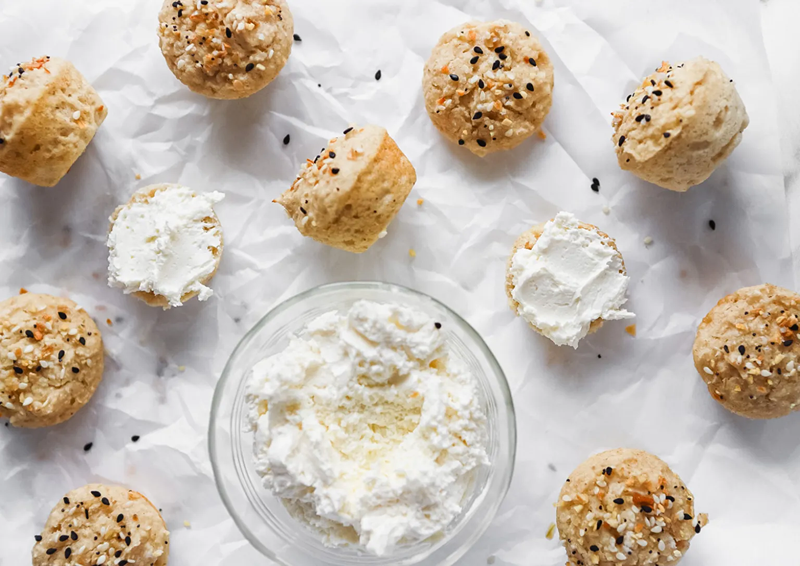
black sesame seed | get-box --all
[283,134,290,145]
[84,443,93,452]
[791,324,799,331]
[528,57,536,66]
[635,114,646,122]
[125,536,131,546]
[71,531,77,540]
[331,168,340,175]
[478,79,485,89]
[84,509,89,519]
[641,95,650,104]
[653,90,663,96]
[492,60,501,70]
[616,536,624,545]
[596,520,603,530]
[470,56,479,65]
[739,345,746,355]
[458,139,465,145]
[293,33,301,42]
[72,367,80,374]
[641,505,653,513]
[245,63,255,72]
[494,46,505,53]
[79,337,86,345]
[435,322,442,329]
[683,513,692,520]
[606,467,612,475]
[695,524,702,533]
[131,435,140,442]
[13,366,22,374]
[225,27,232,38]
[709,220,716,230]
[25,330,34,338]
[58,312,67,320]
[590,545,599,552]
[784,340,794,347]
[59,350,65,360]
[473,112,482,120]
[449,73,459,81]
[618,136,626,147]
[101,497,110,506]
[474,46,483,54]
[115,551,122,558]
[513,92,523,99]
[120,561,128,566]
[375,69,382,81]
[663,132,671,138]
[0,138,4,144]
[499,53,507,60]
[117,514,124,523]
[525,31,530,36]
[476,139,487,147]
[724,345,729,353]
[665,80,673,88]
[65,548,72,559]
[666,495,675,502]
[614,498,624,504]
[46,549,57,555]
[59,535,69,542]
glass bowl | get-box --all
[209,281,516,566]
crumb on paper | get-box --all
[19,287,28,295]
[409,249,417,258]
[625,324,637,337]
[178,365,186,372]
[135,173,142,180]
[546,523,556,539]
[184,520,191,528]
[487,556,496,565]
[602,206,611,215]
[537,129,547,140]
[106,318,113,327]
[643,236,653,246]
[417,198,424,206]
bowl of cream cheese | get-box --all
[209,282,516,566]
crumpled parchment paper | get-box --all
[1,0,797,564]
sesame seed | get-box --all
[784,340,794,347]
[470,56,479,64]
[293,33,302,42]
[84,443,93,452]
[614,498,624,504]
[434,322,442,329]
[474,46,483,54]
[663,132,671,138]
[739,345,746,355]
[513,92,523,99]
[476,139,486,147]
[91,490,101,497]
[58,312,67,320]
[478,79,485,89]
[101,497,110,505]
[641,505,653,513]
[72,111,81,121]
[225,28,232,38]
[64,497,70,504]
[703,367,713,375]
[117,514,124,523]
[246,63,255,72]
[590,545,599,552]
[283,134,290,145]
[618,136,626,146]
[709,219,716,230]
[528,57,536,66]
[35,535,42,541]
[65,548,72,559]
[71,531,77,540]
[449,73,459,81]
[375,69,382,80]
[653,90,663,96]
[46,549,57,555]
[473,112,482,120]
[343,127,353,134]
[59,535,69,542]
[72,367,80,374]
[526,83,534,91]
[25,330,34,338]
[458,139,465,145]
[492,60,501,70]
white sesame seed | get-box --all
[562,495,573,502]
[658,540,666,552]
[644,236,653,245]
[24,345,34,354]
[176,59,186,69]
[256,64,266,71]
[703,367,713,375]
[97,556,106,565]
[268,49,274,59]
[7,352,16,361]
[18,382,27,389]
[378,230,388,239]
[651,525,663,533]
[637,539,648,547]
[72,110,81,120]
[22,396,33,407]
[616,523,626,533]
[68,328,78,336]
[602,206,611,215]
[5,402,13,409]
[616,552,627,561]
[761,370,772,377]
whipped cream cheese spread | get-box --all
[246,300,488,556]
[509,212,634,348]
[107,184,224,307]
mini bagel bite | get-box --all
[0,56,107,186]
[693,283,800,419]
[557,449,707,566]
[276,124,417,253]
[0,292,104,428]
[506,212,634,348]
[158,0,294,99]
[612,58,748,191]
[32,484,169,566]
[423,20,554,156]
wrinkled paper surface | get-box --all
[1,0,797,564]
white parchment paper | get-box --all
[1,0,797,564]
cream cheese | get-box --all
[509,212,634,348]
[246,300,488,556]
[107,184,224,308]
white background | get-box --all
[1,0,798,564]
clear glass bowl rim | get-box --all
[209,281,517,565]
